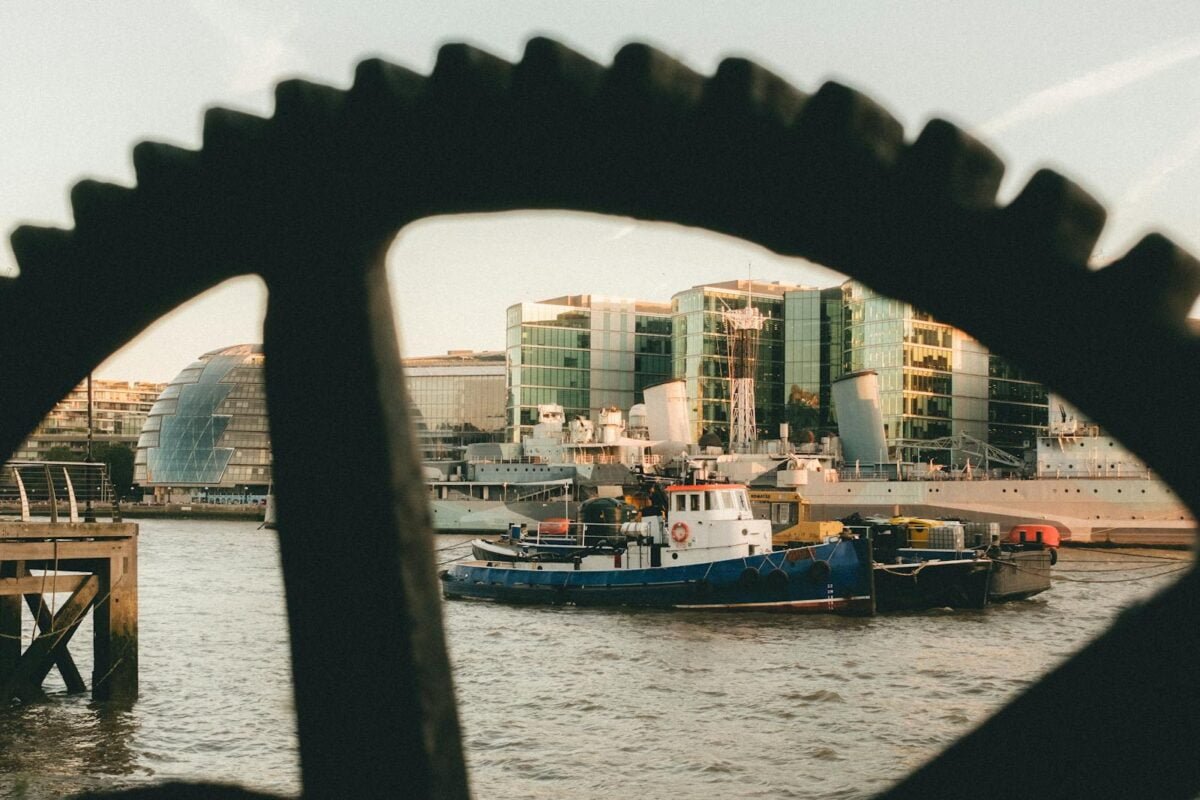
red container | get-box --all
[1007,524,1062,548]
[537,518,571,536]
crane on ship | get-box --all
[889,432,1024,472]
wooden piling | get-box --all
[0,560,22,685]
[92,534,138,701]
[0,521,137,703]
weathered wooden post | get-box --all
[92,529,139,702]
[0,559,22,685]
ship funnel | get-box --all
[831,370,889,464]
[643,379,693,445]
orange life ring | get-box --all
[670,521,690,543]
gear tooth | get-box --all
[608,42,705,109]
[70,179,137,231]
[900,118,1004,209]
[676,58,810,245]
[777,81,906,267]
[132,141,201,194]
[274,79,347,124]
[796,81,905,171]
[506,39,606,210]
[1094,233,1200,327]
[9,226,75,281]
[351,58,425,107]
[514,37,605,103]
[1005,169,1105,266]
[430,43,514,100]
[704,58,807,127]
[578,45,706,220]
[201,106,271,155]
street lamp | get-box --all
[84,372,96,523]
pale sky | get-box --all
[3,1,1199,382]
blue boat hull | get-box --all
[441,537,874,614]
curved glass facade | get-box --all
[134,344,271,492]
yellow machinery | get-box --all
[887,516,941,546]
[749,488,844,547]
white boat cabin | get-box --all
[664,484,772,557]
[470,483,774,573]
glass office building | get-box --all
[988,356,1050,453]
[783,286,845,438]
[671,280,792,443]
[506,296,672,441]
[134,344,271,503]
[404,350,506,457]
[780,280,1047,462]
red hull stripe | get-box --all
[674,595,874,612]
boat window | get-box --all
[674,493,687,513]
[718,491,732,510]
[704,492,714,510]
[736,492,749,512]
[690,494,701,511]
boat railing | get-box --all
[1036,465,1155,480]
[567,452,625,465]
[831,465,1157,482]
[467,456,549,465]
[428,479,572,503]
[518,519,633,547]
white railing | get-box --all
[2,460,117,522]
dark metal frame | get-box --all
[2,38,1196,799]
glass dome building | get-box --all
[134,344,272,504]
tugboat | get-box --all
[441,484,875,614]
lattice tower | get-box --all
[723,304,764,450]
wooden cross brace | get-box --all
[0,571,98,703]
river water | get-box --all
[0,520,1191,799]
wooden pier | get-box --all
[0,521,138,703]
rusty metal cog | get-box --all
[4,37,1198,799]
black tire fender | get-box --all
[765,568,789,594]
[738,567,760,589]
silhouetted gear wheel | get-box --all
[2,36,1198,800]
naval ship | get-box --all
[424,404,652,533]
[707,372,1195,545]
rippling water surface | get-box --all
[0,520,1190,798]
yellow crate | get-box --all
[773,520,844,546]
